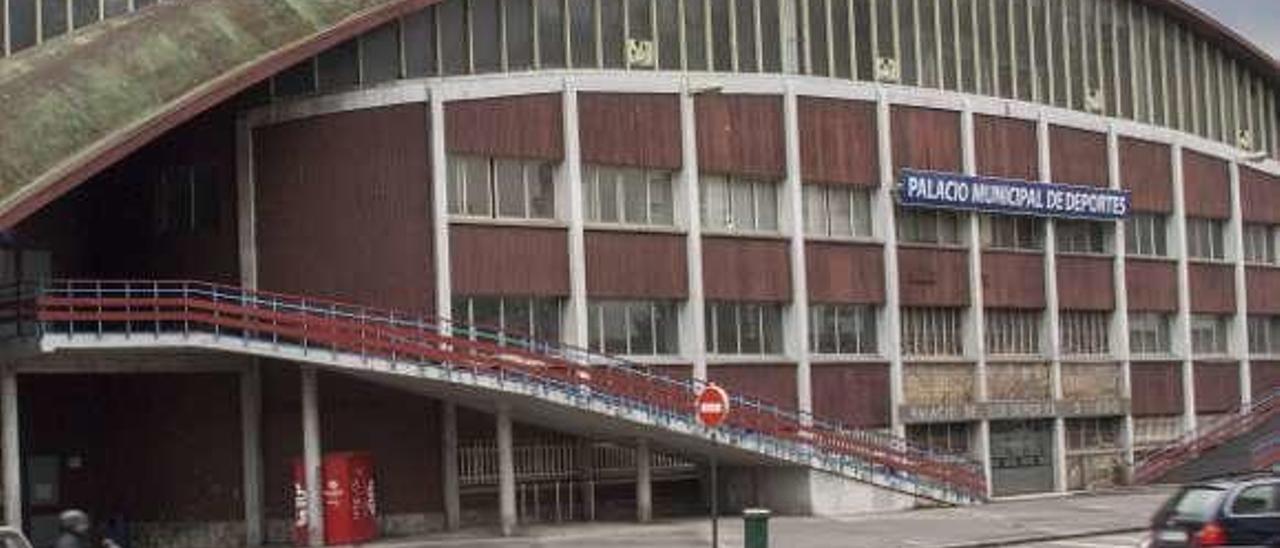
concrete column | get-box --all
[1036,115,1067,493]
[960,105,993,497]
[636,439,652,523]
[429,90,452,329]
[301,366,324,547]
[1227,161,1251,408]
[1107,125,1137,481]
[2,367,20,530]
[240,362,264,546]
[563,79,589,348]
[680,83,708,381]
[1171,144,1198,433]
[782,84,812,419]
[496,406,516,536]
[235,116,258,290]
[576,439,596,521]
[441,402,461,531]
[876,90,905,437]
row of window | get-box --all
[451,296,1280,358]
[250,0,1278,160]
[445,162,1270,263]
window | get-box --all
[803,185,874,238]
[1129,313,1173,356]
[1125,213,1168,257]
[1186,218,1226,260]
[1066,418,1121,451]
[897,208,964,245]
[1060,311,1111,356]
[448,156,556,220]
[705,302,784,355]
[586,300,679,356]
[1248,316,1280,355]
[1190,314,1230,356]
[583,166,674,227]
[154,165,219,235]
[452,295,562,345]
[1057,220,1110,254]
[700,175,779,233]
[1243,223,1277,264]
[1229,484,1279,516]
[901,307,964,357]
[985,309,1042,356]
[907,422,971,455]
[810,304,878,355]
[981,216,1043,250]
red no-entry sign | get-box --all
[696,384,730,427]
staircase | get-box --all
[16,279,986,505]
[1134,388,1280,484]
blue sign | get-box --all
[898,169,1131,221]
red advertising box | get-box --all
[292,452,379,546]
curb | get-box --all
[935,526,1148,548]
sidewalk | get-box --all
[346,487,1171,548]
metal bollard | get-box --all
[742,508,770,548]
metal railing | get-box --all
[1134,388,1280,484]
[25,279,987,502]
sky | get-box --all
[1184,0,1280,62]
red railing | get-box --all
[26,280,987,501]
[1134,388,1280,484]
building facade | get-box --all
[1,0,1279,546]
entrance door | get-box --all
[990,419,1055,496]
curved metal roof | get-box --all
[0,0,1272,230]
[0,0,435,228]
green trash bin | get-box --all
[743,508,771,548]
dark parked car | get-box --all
[1147,473,1280,547]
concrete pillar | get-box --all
[679,84,708,382]
[876,90,905,437]
[562,79,589,349]
[1171,144,1198,433]
[496,406,516,536]
[240,362,264,546]
[235,116,258,290]
[636,439,652,523]
[2,367,20,530]
[1107,124,1137,482]
[577,439,596,521]
[301,366,324,547]
[429,89,452,332]
[782,84,812,421]
[441,402,461,531]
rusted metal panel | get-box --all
[1057,255,1115,311]
[1061,362,1124,401]
[1189,262,1236,314]
[798,97,878,186]
[1050,126,1108,187]
[450,224,570,296]
[446,93,564,160]
[1253,361,1280,398]
[898,247,970,307]
[903,363,976,406]
[695,94,786,178]
[1240,167,1280,224]
[974,115,1038,180]
[1131,362,1185,417]
[1194,362,1241,413]
[1120,137,1174,213]
[1125,258,1179,312]
[805,241,885,303]
[1181,149,1231,219]
[578,93,682,170]
[1247,266,1280,314]
[891,107,962,173]
[980,251,1045,308]
[585,230,687,299]
[701,236,791,301]
[255,103,434,314]
[707,363,798,410]
[811,363,891,428]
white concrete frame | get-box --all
[242,66,1280,501]
[2,366,19,530]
